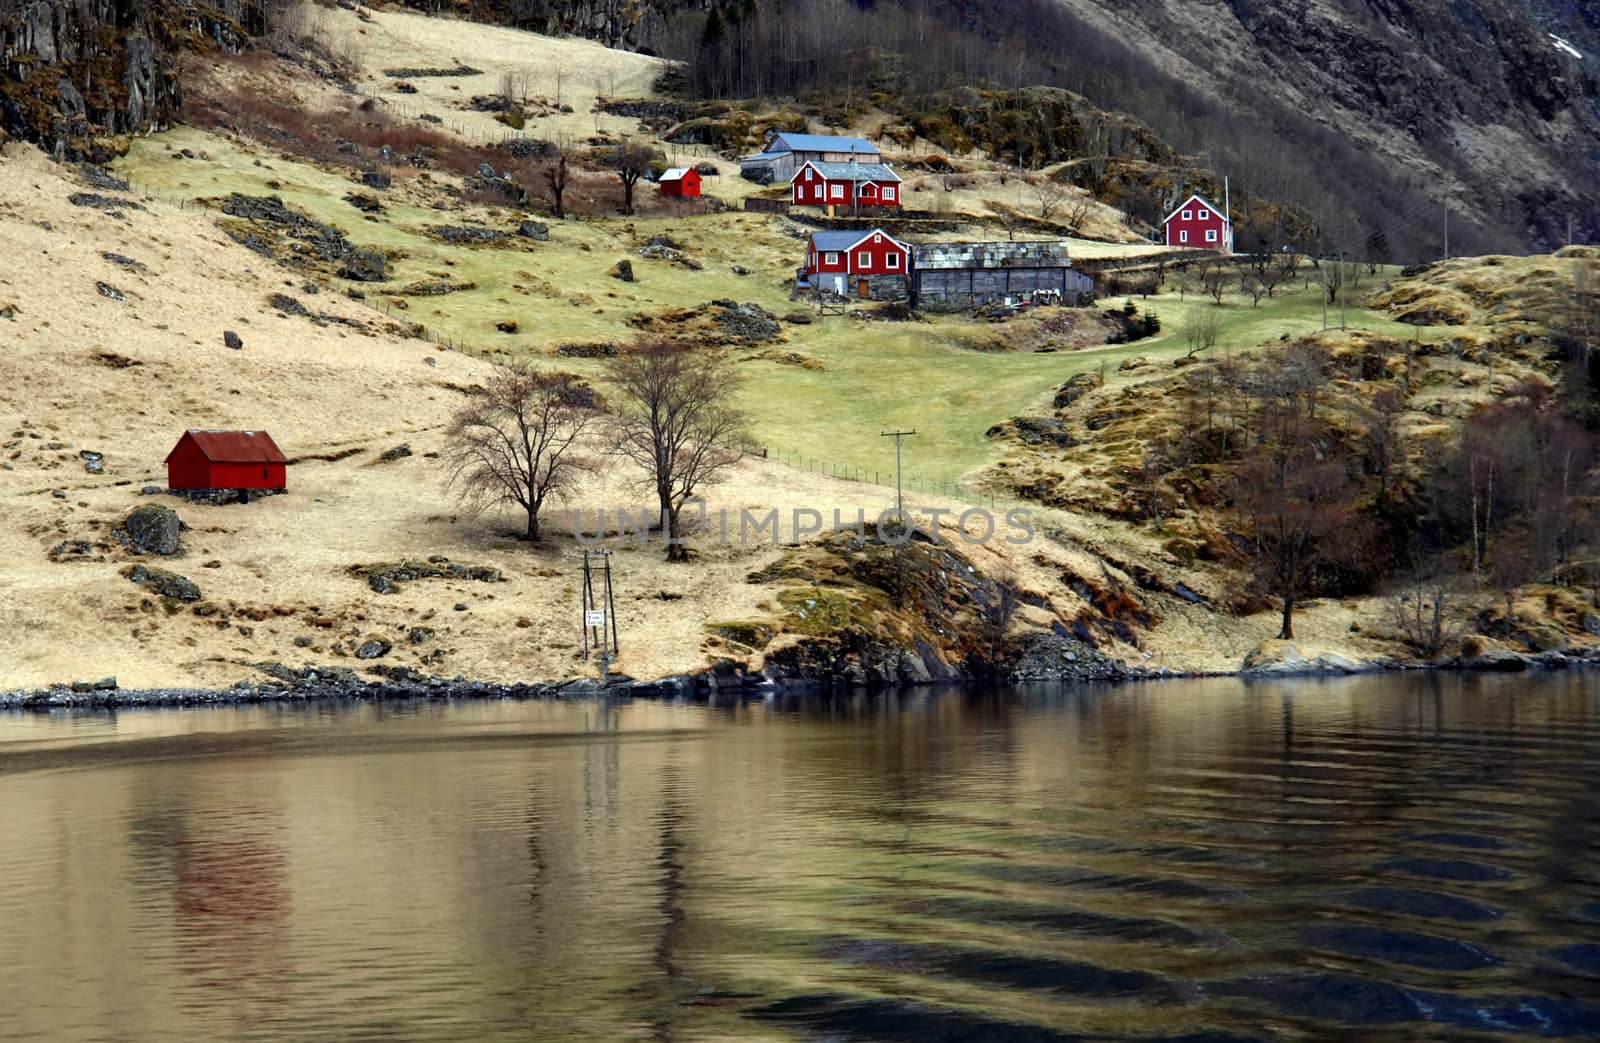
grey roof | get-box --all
[769,132,878,154]
[797,160,901,182]
[911,241,1073,270]
[740,151,786,164]
[809,229,910,253]
[809,231,870,252]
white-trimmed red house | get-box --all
[658,167,701,198]
[800,228,911,296]
[1163,193,1232,252]
[790,160,902,211]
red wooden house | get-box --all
[658,167,701,198]
[1163,193,1233,252]
[166,430,287,493]
[801,228,911,296]
[790,160,902,211]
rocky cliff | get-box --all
[398,0,709,53]
[0,0,245,161]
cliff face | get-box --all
[398,0,709,53]
[0,0,244,161]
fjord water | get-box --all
[2,675,1599,1042]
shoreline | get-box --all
[3,644,1595,711]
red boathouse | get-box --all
[166,430,287,492]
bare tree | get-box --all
[1199,259,1229,305]
[543,134,572,218]
[610,138,654,216]
[606,339,746,562]
[1180,306,1220,358]
[1365,386,1407,500]
[1066,197,1095,234]
[1036,179,1069,221]
[443,367,598,542]
[1391,535,1461,657]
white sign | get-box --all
[585,610,607,627]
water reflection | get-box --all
[0,673,1598,1040]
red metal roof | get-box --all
[166,429,287,464]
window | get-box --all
[886,252,900,270]
[884,185,897,202]
[824,252,839,266]
[830,184,844,199]
[1180,230,1189,243]
[857,251,872,269]
[1206,229,1217,242]
[805,168,813,180]
[1181,209,1192,221]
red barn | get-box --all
[658,167,701,198]
[166,430,287,493]
[801,228,911,296]
[1163,193,1233,252]
[791,160,902,212]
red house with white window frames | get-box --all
[790,160,902,210]
[801,229,911,295]
[1163,193,1233,252]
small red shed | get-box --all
[1163,193,1233,252]
[658,167,701,198]
[166,430,287,492]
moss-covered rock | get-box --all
[122,563,200,601]
[121,504,182,556]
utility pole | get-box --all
[1443,200,1450,261]
[880,429,915,519]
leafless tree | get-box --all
[605,339,746,562]
[610,138,654,215]
[1180,306,1220,358]
[443,367,598,542]
[1199,259,1229,305]
[1036,179,1069,221]
[543,134,572,218]
[1066,197,1095,234]
[1390,537,1463,657]
[1365,387,1407,500]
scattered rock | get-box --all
[518,220,549,240]
[344,193,382,213]
[378,444,412,462]
[610,259,635,282]
[69,192,144,212]
[270,292,312,316]
[355,638,392,660]
[1241,641,1375,676]
[496,320,519,333]
[556,342,617,358]
[427,224,512,246]
[80,450,104,474]
[95,281,126,302]
[408,627,434,645]
[80,166,129,191]
[353,559,503,594]
[123,563,201,601]
[223,330,244,350]
[383,65,483,78]
[102,252,145,270]
[338,248,388,282]
[293,636,313,647]
[361,170,392,190]
[1054,372,1104,409]
[121,504,183,555]
[731,264,753,276]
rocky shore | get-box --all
[6,635,1598,712]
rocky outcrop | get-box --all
[0,1,246,162]
[399,1,710,53]
[1240,641,1380,677]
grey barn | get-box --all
[909,240,1092,311]
[740,132,880,184]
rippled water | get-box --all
[3,673,1599,1041]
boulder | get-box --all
[223,330,243,349]
[339,249,388,283]
[518,220,549,240]
[355,638,392,660]
[1241,640,1373,676]
[122,504,182,555]
[610,260,635,282]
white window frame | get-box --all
[1206,229,1218,242]
[884,185,897,201]
[1181,209,1192,221]
[886,252,900,270]
[830,184,845,200]
[824,252,839,266]
[856,250,872,269]
[1180,230,1189,243]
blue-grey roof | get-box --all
[810,231,867,252]
[769,132,878,155]
[797,160,901,182]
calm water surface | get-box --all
[2,674,1599,1041]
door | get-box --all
[831,275,845,294]
[857,279,870,298]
